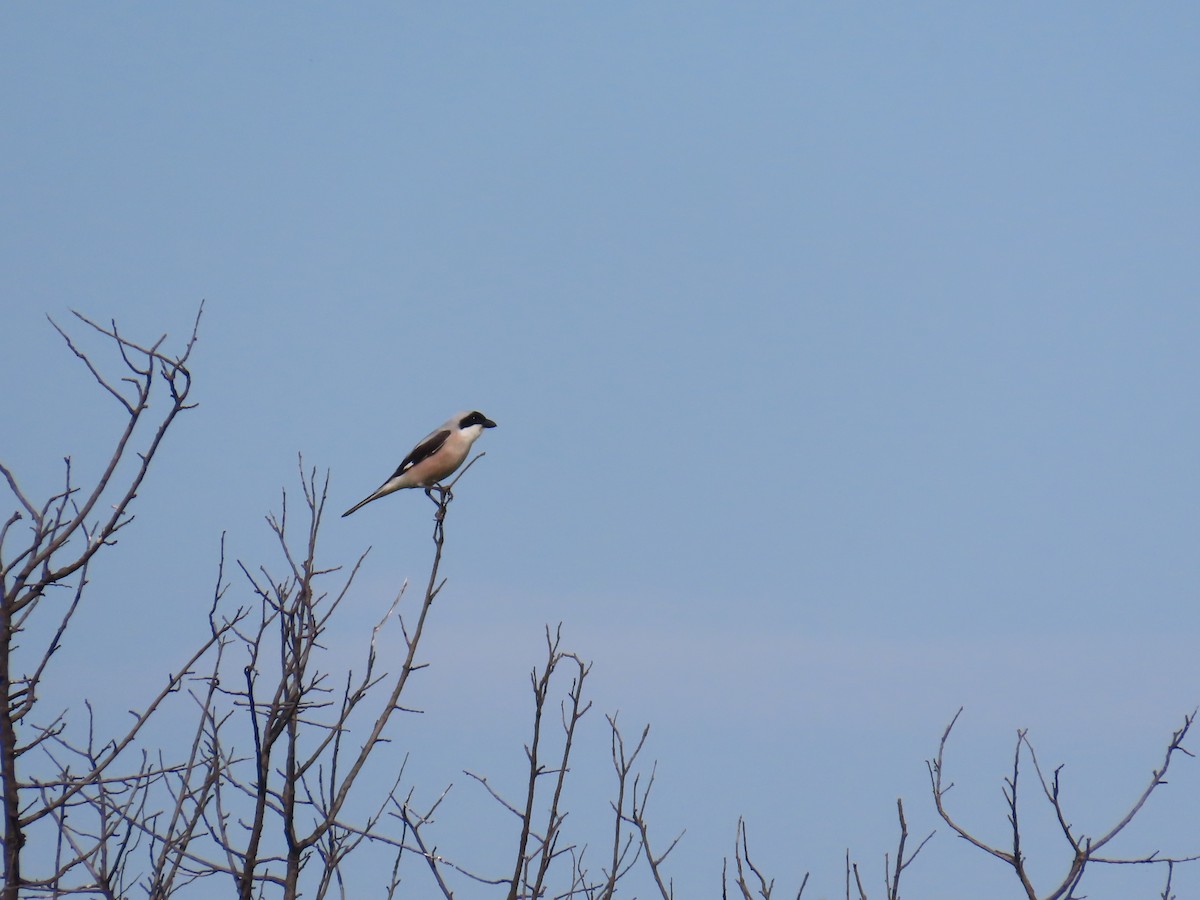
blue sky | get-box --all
[3,4,1200,897]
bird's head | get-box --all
[455,410,497,437]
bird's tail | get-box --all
[341,489,383,518]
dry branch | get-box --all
[929,709,1199,900]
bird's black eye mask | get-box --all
[460,411,497,429]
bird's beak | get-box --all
[482,417,497,428]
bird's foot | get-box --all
[426,484,453,521]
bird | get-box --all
[342,410,497,517]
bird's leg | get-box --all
[427,484,453,523]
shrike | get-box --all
[342,410,497,517]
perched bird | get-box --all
[342,410,497,517]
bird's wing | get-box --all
[390,429,451,478]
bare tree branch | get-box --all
[929,708,1199,900]
[0,308,203,900]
